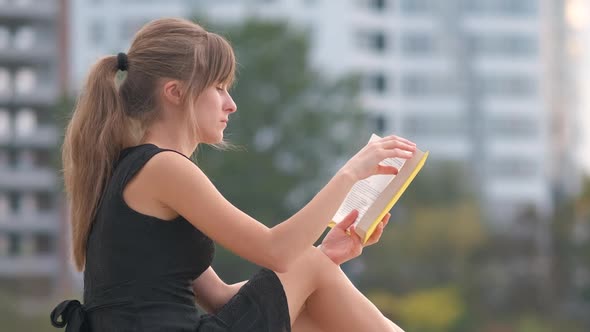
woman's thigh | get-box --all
[274,246,338,324]
[291,306,325,332]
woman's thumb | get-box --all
[337,210,359,229]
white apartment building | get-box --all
[0,0,62,296]
[71,0,578,225]
[193,0,563,224]
[70,0,190,90]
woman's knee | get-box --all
[290,247,341,285]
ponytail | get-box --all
[62,56,137,271]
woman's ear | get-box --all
[161,80,183,106]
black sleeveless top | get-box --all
[51,144,291,332]
[58,144,214,330]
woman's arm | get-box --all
[148,152,354,272]
[145,136,414,272]
[192,267,246,314]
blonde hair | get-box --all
[62,18,236,271]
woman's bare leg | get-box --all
[292,307,325,332]
[292,307,403,332]
[276,247,405,332]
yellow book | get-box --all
[330,134,429,244]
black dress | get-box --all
[50,144,291,331]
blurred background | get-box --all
[1,0,590,331]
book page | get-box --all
[333,156,406,226]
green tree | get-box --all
[196,19,367,282]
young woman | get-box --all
[50,18,414,331]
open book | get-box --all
[330,134,429,244]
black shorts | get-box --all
[198,268,291,332]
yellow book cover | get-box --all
[330,134,429,243]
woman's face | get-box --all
[192,84,237,144]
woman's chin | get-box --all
[202,132,224,145]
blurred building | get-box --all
[70,0,581,225]
[0,0,64,297]
[190,0,580,225]
[69,0,190,91]
[556,0,588,199]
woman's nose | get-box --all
[225,96,237,113]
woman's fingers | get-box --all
[380,135,416,146]
[375,165,398,175]
[349,225,363,246]
[343,134,416,181]
[365,222,384,246]
[380,139,416,152]
[365,213,391,246]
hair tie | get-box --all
[117,52,129,71]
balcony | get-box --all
[0,255,59,277]
[0,126,59,148]
[0,44,57,65]
[0,87,60,107]
[14,125,59,147]
[0,1,58,22]
[0,212,59,233]
[0,168,58,190]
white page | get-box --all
[333,134,407,225]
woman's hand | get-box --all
[340,135,416,182]
[319,210,390,265]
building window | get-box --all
[372,32,387,52]
[369,0,387,11]
[0,149,9,168]
[0,27,9,50]
[35,233,53,254]
[17,149,36,169]
[487,116,538,137]
[402,115,466,137]
[36,149,52,167]
[400,0,431,13]
[0,108,10,138]
[14,26,35,51]
[20,193,37,215]
[401,32,436,55]
[463,0,537,15]
[357,30,389,53]
[0,68,11,96]
[0,193,8,218]
[401,73,457,97]
[8,233,19,255]
[14,68,37,95]
[37,192,53,211]
[477,75,537,98]
[21,234,34,256]
[0,234,9,256]
[488,158,538,178]
[9,192,19,213]
[365,73,388,94]
[468,34,538,57]
[14,0,33,7]
[15,108,37,137]
[372,114,387,134]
